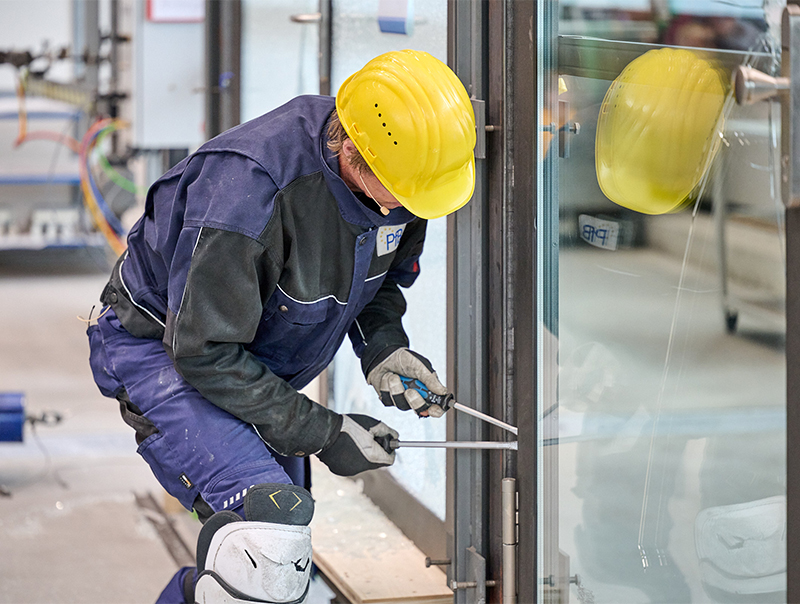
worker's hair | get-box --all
[326,110,371,174]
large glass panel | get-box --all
[539,2,788,602]
[240,0,449,519]
[328,0,449,519]
[241,0,319,121]
[329,0,447,91]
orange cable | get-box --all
[13,72,81,153]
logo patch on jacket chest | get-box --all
[376,224,406,257]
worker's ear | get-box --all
[342,138,358,160]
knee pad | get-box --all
[194,483,314,604]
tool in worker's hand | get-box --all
[398,376,454,411]
[399,376,518,435]
[373,435,518,453]
[383,378,519,454]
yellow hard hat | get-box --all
[595,48,728,215]
[336,50,476,219]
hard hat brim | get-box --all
[383,156,476,220]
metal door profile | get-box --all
[206,0,241,138]
[447,1,536,602]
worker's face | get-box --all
[342,139,404,212]
[357,170,403,211]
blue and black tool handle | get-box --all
[373,376,454,453]
[398,376,455,411]
[407,376,519,436]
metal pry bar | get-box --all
[390,439,518,451]
[452,402,518,435]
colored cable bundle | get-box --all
[14,71,81,153]
[95,127,146,196]
[78,118,128,255]
[13,70,131,255]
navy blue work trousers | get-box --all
[87,308,307,602]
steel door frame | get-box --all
[447,1,541,602]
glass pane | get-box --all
[241,0,319,121]
[329,0,448,91]
[328,0,449,520]
[559,0,777,48]
[540,3,788,602]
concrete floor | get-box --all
[0,248,180,603]
[0,247,335,604]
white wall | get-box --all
[0,0,74,91]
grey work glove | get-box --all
[317,414,398,477]
[366,348,450,418]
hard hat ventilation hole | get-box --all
[382,123,386,127]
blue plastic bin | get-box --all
[0,392,25,442]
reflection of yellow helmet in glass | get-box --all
[336,50,476,219]
[595,48,728,215]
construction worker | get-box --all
[86,49,476,603]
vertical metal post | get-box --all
[447,0,489,601]
[109,0,121,155]
[507,0,538,600]
[786,5,800,588]
[73,0,100,91]
[205,0,221,138]
[73,0,100,120]
[483,1,510,600]
[109,0,120,98]
[318,0,332,96]
[72,0,101,213]
[205,0,241,139]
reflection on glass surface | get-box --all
[545,5,788,602]
[332,217,448,519]
[559,0,778,51]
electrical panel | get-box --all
[122,0,205,149]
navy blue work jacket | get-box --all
[100,95,427,457]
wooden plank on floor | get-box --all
[310,459,453,604]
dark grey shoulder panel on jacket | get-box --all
[269,170,361,305]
